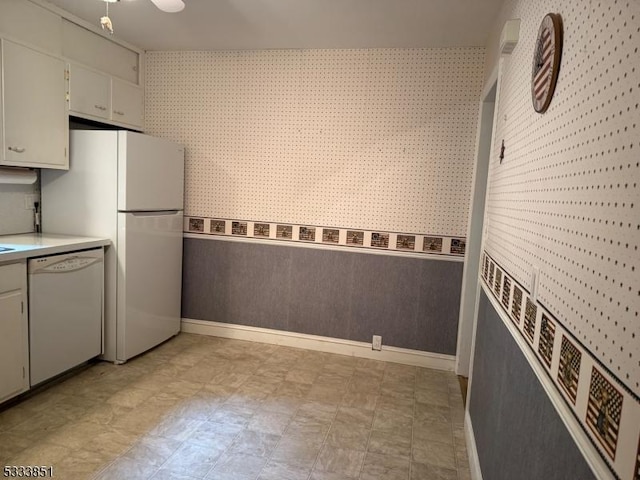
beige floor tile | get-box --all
[247,410,292,435]
[314,445,365,478]
[257,460,311,480]
[7,411,68,441]
[152,363,191,379]
[341,392,378,410]
[152,468,202,479]
[169,393,224,421]
[81,402,133,426]
[0,405,37,431]
[414,402,451,424]
[186,420,242,449]
[310,471,355,480]
[6,441,71,466]
[334,405,375,427]
[284,368,320,385]
[306,385,346,404]
[411,439,457,470]
[205,452,267,479]
[110,405,167,435]
[361,452,410,480]
[53,448,113,480]
[162,441,226,478]
[107,387,155,409]
[0,431,35,462]
[326,424,370,451]
[415,388,450,407]
[368,430,412,458]
[149,415,203,442]
[410,461,458,480]
[348,377,382,394]
[455,444,470,469]
[372,410,413,434]
[94,455,159,480]
[413,418,454,446]
[375,398,414,420]
[271,433,324,467]
[260,393,305,415]
[276,381,313,398]
[208,404,255,427]
[46,420,105,450]
[380,382,415,400]
[122,434,183,467]
[84,427,140,457]
[457,466,472,480]
[227,429,281,457]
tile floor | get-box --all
[0,333,470,480]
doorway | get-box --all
[455,77,497,378]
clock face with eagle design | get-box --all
[531,13,563,113]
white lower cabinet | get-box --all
[0,262,29,403]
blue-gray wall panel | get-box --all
[182,238,463,354]
[469,290,595,480]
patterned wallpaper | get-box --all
[145,48,485,240]
[482,0,640,478]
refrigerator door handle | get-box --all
[121,210,182,216]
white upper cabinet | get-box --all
[1,40,68,170]
[68,63,144,129]
[111,78,144,129]
[68,63,110,120]
[62,20,139,85]
[0,0,62,56]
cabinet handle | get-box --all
[113,110,125,116]
[8,146,26,153]
[94,105,107,111]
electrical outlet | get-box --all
[24,194,36,210]
[372,335,382,351]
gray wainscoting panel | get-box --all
[469,290,595,480]
[182,238,463,354]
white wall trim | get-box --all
[181,318,456,371]
[465,409,483,480]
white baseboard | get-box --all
[181,318,456,371]
[465,408,483,480]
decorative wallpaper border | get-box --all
[481,252,640,480]
[184,216,466,257]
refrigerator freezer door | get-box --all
[118,131,185,212]
[116,211,183,362]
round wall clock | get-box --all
[531,13,563,113]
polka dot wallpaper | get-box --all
[145,48,485,237]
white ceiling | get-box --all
[41,0,505,51]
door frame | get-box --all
[455,65,500,377]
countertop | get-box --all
[0,233,111,262]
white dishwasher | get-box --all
[28,248,103,386]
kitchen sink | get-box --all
[0,247,15,253]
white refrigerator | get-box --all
[41,130,184,363]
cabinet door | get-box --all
[111,77,143,129]
[0,263,29,403]
[68,63,110,120]
[2,40,68,169]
